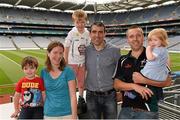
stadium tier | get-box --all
[0,2,179,50]
[0,1,180,119]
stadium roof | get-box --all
[0,0,179,13]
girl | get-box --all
[141,28,170,82]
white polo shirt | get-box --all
[64,27,90,64]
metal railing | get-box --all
[158,83,180,119]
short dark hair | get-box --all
[126,25,144,37]
[90,21,106,33]
[21,56,38,69]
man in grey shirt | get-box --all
[85,22,121,119]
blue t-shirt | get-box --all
[41,66,75,117]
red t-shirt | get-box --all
[15,76,45,107]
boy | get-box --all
[11,56,45,119]
[64,9,90,101]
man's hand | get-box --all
[162,76,172,87]
[132,84,153,100]
[133,72,145,84]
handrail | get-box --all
[159,102,180,115]
[164,84,180,90]
[160,100,180,109]
[163,91,180,94]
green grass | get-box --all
[0,50,179,95]
[169,52,180,71]
[0,50,46,95]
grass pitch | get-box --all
[0,50,179,95]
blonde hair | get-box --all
[72,9,87,21]
[148,28,169,47]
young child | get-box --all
[64,9,90,101]
[11,56,45,119]
[141,28,170,82]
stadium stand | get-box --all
[31,36,52,49]
[0,36,16,50]
[0,3,180,50]
[0,0,180,119]
[12,36,39,50]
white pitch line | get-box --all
[0,53,21,67]
[0,83,15,87]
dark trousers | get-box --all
[86,89,117,119]
[119,107,159,119]
[18,106,43,119]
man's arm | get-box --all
[114,79,153,100]
[133,72,172,87]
